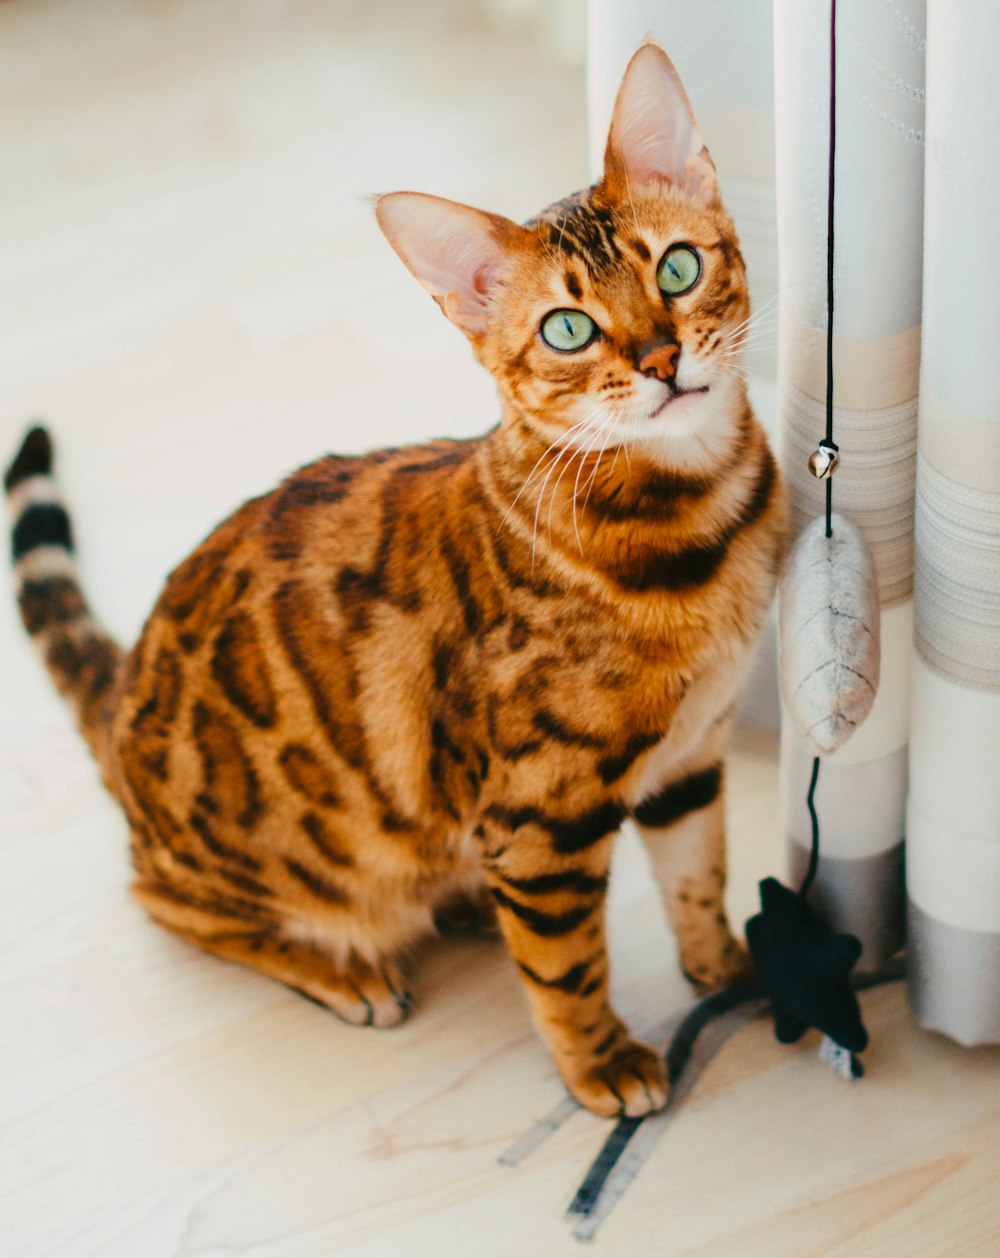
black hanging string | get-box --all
[802,0,839,901]
[823,0,838,542]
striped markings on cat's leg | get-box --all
[480,807,668,1118]
[632,756,752,992]
[131,878,412,1028]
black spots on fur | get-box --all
[162,549,224,624]
[587,467,713,523]
[298,812,354,867]
[189,809,261,872]
[532,708,603,750]
[536,196,624,273]
[430,639,477,719]
[564,270,583,300]
[265,459,358,560]
[211,611,278,729]
[502,868,607,896]
[508,617,531,651]
[393,449,465,475]
[334,563,383,633]
[630,237,651,262]
[431,639,453,691]
[428,715,467,792]
[163,552,252,658]
[277,470,354,509]
[485,800,625,855]
[215,867,275,898]
[592,1026,621,1056]
[132,646,183,733]
[616,541,731,593]
[489,529,563,599]
[192,700,265,831]
[272,580,368,770]
[5,426,53,491]
[431,717,465,763]
[279,744,341,809]
[615,452,776,594]
[490,885,595,937]
[547,800,626,854]
[282,856,350,905]
[438,531,481,636]
[18,576,85,635]
[739,449,777,532]
[380,808,417,834]
[633,763,723,829]
[597,730,662,784]
[12,503,73,561]
[518,957,592,994]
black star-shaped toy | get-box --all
[746,877,868,1053]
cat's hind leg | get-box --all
[132,878,412,1027]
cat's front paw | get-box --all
[566,1039,669,1118]
[682,936,756,993]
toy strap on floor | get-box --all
[498,962,904,1242]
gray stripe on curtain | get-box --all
[907,903,1000,1046]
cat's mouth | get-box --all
[648,384,710,419]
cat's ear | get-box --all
[603,44,719,208]
[376,192,524,338]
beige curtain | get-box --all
[906,0,1000,1045]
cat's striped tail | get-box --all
[5,426,124,769]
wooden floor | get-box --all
[1,2,998,1254]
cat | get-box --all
[5,44,787,1118]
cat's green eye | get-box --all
[656,245,701,296]
[540,309,597,352]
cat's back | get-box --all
[108,435,487,803]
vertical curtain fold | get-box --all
[905,0,1000,1045]
[774,0,925,966]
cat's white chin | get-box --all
[632,375,745,473]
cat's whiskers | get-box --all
[581,406,623,515]
[546,412,608,550]
[719,326,779,356]
[570,410,618,552]
[501,409,600,530]
[530,411,604,568]
[724,295,781,341]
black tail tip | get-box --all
[5,426,53,494]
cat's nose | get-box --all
[638,341,680,382]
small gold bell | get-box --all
[808,441,840,480]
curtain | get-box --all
[773,0,924,967]
[905,0,1000,1044]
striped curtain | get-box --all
[773,0,924,967]
[906,0,1000,1044]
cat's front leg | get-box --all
[478,801,667,1118]
[630,725,752,991]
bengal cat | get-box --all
[5,46,786,1117]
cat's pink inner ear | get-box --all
[376,193,519,336]
[604,44,719,207]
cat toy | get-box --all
[501,1,902,1237]
[745,0,879,1082]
